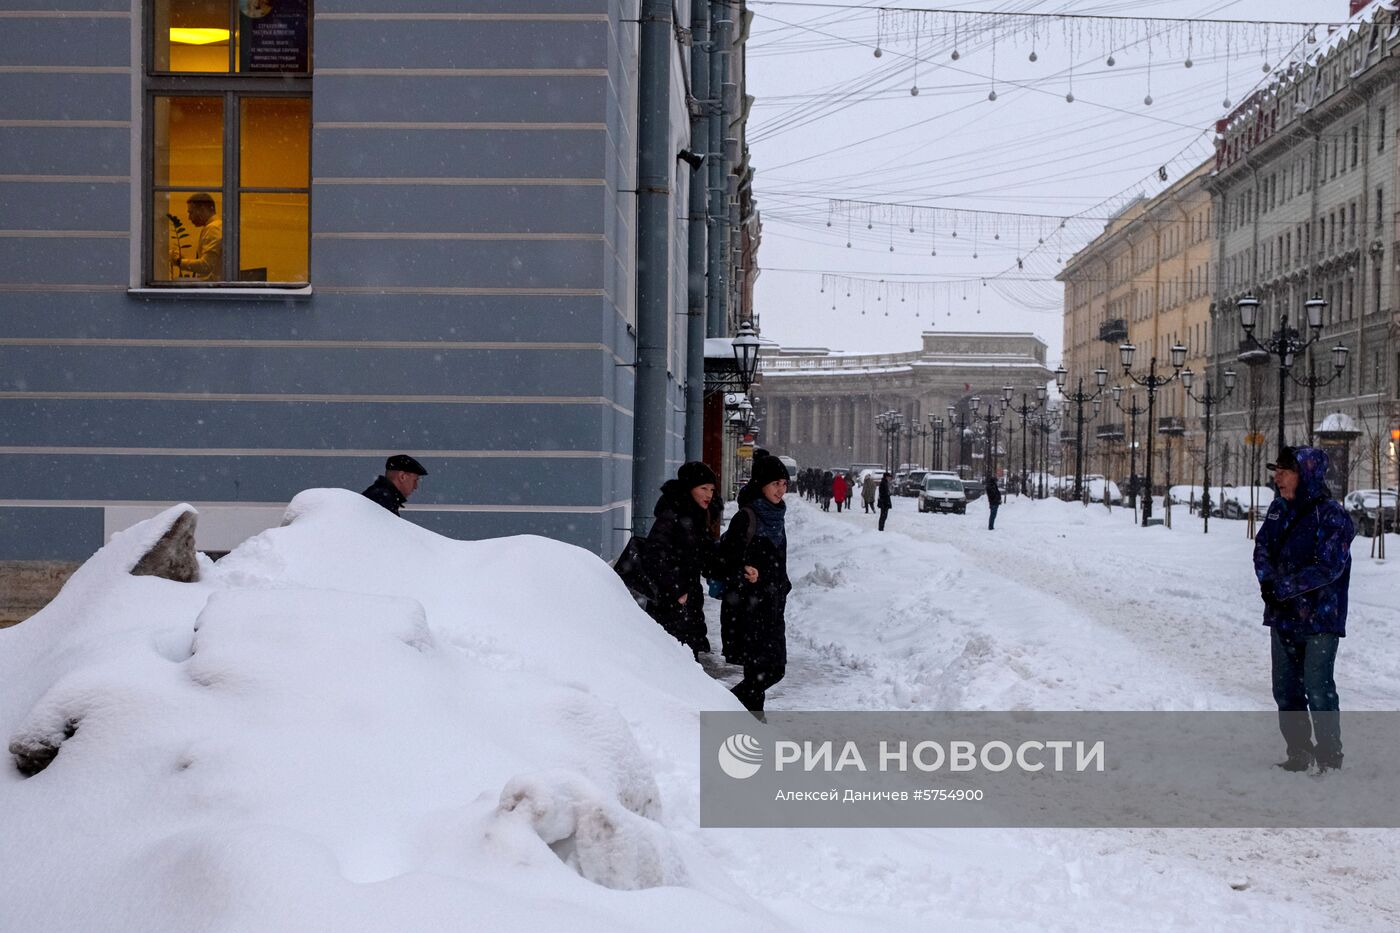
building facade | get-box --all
[1059,160,1215,494]
[1208,0,1399,491]
[0,0,758,619]
[755,332,1053,474]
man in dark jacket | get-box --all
[361,454,428,515]
[643,461,719,657]
[1253,446,1355,772]
[985,476,1002,530]
[877,472,893,531]
[720,455,791,712]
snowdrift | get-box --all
[0,490,780,932]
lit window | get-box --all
[146,1,310,286]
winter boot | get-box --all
[1274,747,1313,772]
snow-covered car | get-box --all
[1168,485,1226,513]
[919,473,967,513]
[1218,485,1274,520]
[1342,488,1397,536]
[1077,475,1123,506]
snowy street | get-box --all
[3,491,1397,931]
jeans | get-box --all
[878,507,889,531]
[1270,627,1342,763]
[732,664,785,712]
[988,505,999,530]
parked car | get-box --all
[1342,488,1397,536]
[902,469,930,497]
[892,471,909,495]
[1076,475,1123,506]
[1167,485,1226,514]
[1218,485,1274,520]
[777,456,799,482]
[919,473,967,513]
[961,479,985,502]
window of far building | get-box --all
[146,0,311,287]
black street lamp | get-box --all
[1291,344,1352,444]
[1109,385,1147,511]
[731,320,761,392]
[975,395,1007,479]
[927,413,943,471]
[947,402,973,479]
[1181,365,1237,534]
[1118,340,1187,524]
[1236,294,1347,447]
[1036,404,1063,498]
[1053,364,1108,501]
[1005,383,1047,497]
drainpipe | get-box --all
[685,3,710,461]
[631,0,673,534]
[707,0,731,337]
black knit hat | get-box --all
[750,455,790,488]
[385,454,428,475]
[677,460,718,490]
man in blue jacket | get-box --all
[1253,446,1354,773]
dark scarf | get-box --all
[749,496,787,550]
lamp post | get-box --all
[1109,385,1147,511]
[1005,383,1047,498]
[732,320,761,392]
[1291,344,1352,443]
[1181,365,1237,534]
[1037,404,1063,498]
[1118,340,1187,524]
[1236,294,1347,447]
[975,395,1006,480]
[927,413,943,471]
[947,402,973,479]
[1053,365,1108,501]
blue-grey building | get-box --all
[1,0,758,619]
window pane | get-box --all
[155,0,232,73]
[154,96,224,188]
[240,192,308,282]
[240,98,310,188]
[153,191,226,282]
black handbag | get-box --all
[612,536,655,601]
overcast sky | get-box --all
[746,0,1369,362]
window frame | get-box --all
[142,1,313,290]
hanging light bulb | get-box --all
[1184,57,1193,68]
[873,46,883,58]
[993,232,1000,240]
[1222,97,1231,108]
[846,240,852,248]
[951,49,960,60]
[1028,50,1038,62]
[889,245,894,252]
[988,89,997,101]
[1106,55,1115,67]
[911,85,920,96]
[1066,92,1075,103]
[1144,94,1153,106]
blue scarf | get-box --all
[749,496,787,550]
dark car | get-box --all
[1343,489,1397,536]
[961,480,984,502]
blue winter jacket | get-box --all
[1252,447,1355,636]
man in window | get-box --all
[171,193,222,280]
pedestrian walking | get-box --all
[985,476,1002,530]
[861,471,877,513]
[832,472,848,513]
[877,472,892,531]
[360,454,428,516]
[720,455,792,713]
[844,472,856,511]
[642,461,719,659]
[820,470,834,511]
[1253,446,1355,773]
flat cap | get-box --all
[385,454,428,476]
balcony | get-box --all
[1157,416,1186,435]
[1099,318,1129,342]
[1096,422,1125,441]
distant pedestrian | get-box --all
[1254,446,1354,773]
[985,476,1002,530]
[361,454,428,516]
[844,472,856,511]
[832,472,848,512]
[820,470,834,511]
[877,472,892,531]
[862,471,877,512]
[720,455,792,713]
[643,461,719,659]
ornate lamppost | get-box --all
[1181,365,1237,534]
[927,413,944,471]
[1236,294,1347,447]
[1109,385,1147,511]
[1118,340,1187,524]
[1053,365,1108,501]
[947,402,973,479]
[1005,383,1047,497]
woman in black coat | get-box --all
[643,461,719,658]
[720,455,791,712]
[877,472,893,531]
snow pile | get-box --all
[0,490,774,932]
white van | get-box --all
[777,456,798,482]
[918,472,967,514]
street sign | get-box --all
[737,445,754,458]
[1244,431,1266,446]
